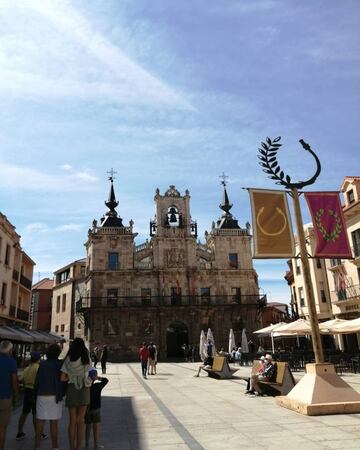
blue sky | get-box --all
[0,0,359,303]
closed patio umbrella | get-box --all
[199,330,206,361]
[241,329,249,353]
[228,328,236,354]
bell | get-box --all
[169,207,177,223]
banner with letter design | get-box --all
[249,189,295,258]
[304,192,352,258]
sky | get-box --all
[0,0,359,303]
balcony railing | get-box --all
[16,308,30,322]
[20,274,32,290]
[332,284,360,301]
[77,294,266,310]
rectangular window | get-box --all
[55,325,59,333]
[298,287,305,307]
[108,252,119,270]
[200,287,211,305]
[107,289,118,307]
[62,294,66,312]
[231,287,241,304]
[351,229,360,258]
[0,283,7,305]
[60,324,64,332]
[56,296,60,313]
[141,288,151,306]
[330,258,342,267]
[347,189,355,204]
[5,244,10,266]
[320,290,327,303]
[295,259,301,275]
[171,287,181,305]
[229,253,238,269]
[316,259,322,269]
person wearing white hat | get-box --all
[246,354,275,396]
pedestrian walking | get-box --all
[100,345,108,375]
[91,347,99,368]
[16,351,47,442]
[0,340,18,450]
[61,338,92,450]
[85,368,108,450]
[139,343,149,379]
[34,344,64,450]
[148,343,156,375]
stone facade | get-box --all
[0,212,35,326]
[78,180,264,361]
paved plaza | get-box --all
[6,362,360,450]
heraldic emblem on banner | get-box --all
[304,192,352,258]
[249,189,295,258]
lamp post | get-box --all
[258,136,323,362]
[257,136,360,415]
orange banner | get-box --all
[249,189,295,258]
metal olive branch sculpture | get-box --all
[258,136,321,189]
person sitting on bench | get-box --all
[244,355,266,392]
[194,355,213,377]
[246,354,275,396]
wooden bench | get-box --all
[257,361,296,396]
[203,356,238,379]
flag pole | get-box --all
[291,188,323,363]
[257,136,360,415]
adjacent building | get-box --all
[0,212,35,326]
[30,278,53,331]
[77,178,265,360]
[284,176,360,351]
[51,259,86,343]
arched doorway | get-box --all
[166,322,188,358]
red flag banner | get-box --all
[249,189,295,258]
[305,192,352,258]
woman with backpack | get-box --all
[61,338,91,450]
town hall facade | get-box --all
[76,176,265,360]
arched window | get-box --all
[167,206,179,227]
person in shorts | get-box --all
[0,340,18,450]
[16,351,48,441]
[85,369,108,450]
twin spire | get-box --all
[100,170,238,229]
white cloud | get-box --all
[60,164,72,171]
[0,0,191,108]
[24,222,49,233]
[0,162,99,192]
[55,224,83,232]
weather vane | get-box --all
[219,172,229,187]
[107,168,117,182]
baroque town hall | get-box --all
[76,176,265,360]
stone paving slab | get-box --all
[4,362,360,450]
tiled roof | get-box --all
[32,278,54,290]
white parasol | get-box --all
[241,328,249,353]
[199,330,207,361]
[228,328,236,354]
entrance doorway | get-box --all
[166,322,188,358]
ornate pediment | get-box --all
[164,185,181,197]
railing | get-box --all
[17,308,30,322]
[93,226,133,235]
[77,294,266,310]
[12,269,19,282]
[20,274,32,290]
[135,242,151,252]
[210,228,249,237]
[332,284,360,301]
[134,261,153,269]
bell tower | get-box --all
[149,185,197,270]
